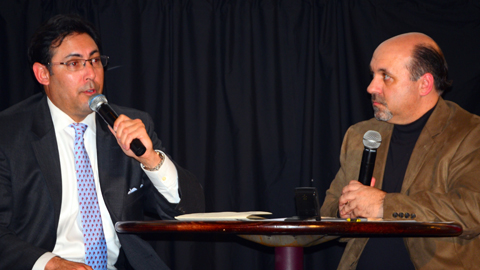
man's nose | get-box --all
[367,77,381,95]
[83,60,97,80]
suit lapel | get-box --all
[30,95,63,229]
[96,116,125,222]
[401,98,451,193]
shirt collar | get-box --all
[47,97,97,135]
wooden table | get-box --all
[115,219,462,270]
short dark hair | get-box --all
[407,44,452,94]
[28,14,102,69]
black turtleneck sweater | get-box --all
[356,107,434,270]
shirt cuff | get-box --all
[142,153,180,203]
[33,252,57,270]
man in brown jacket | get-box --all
[321,32,480,269]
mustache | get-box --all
[371,94,386,106]
[80,81,97,92]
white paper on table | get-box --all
[175,211,272,221]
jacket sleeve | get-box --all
[0,148,52,270]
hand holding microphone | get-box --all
[89,94,147,156]
[339,130,384,218]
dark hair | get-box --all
[407,44,452,94]
[28,14,102,70]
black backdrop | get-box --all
[1,0,480,269]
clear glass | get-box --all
[48,55,109,71]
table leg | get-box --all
[275,246,304,270]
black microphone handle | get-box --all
[358,148,377,185]
[96,103,147,156]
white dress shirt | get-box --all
[33,98,180,270]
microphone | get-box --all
[358,130,382,185]
[89,94,147,156]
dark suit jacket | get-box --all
[0,93,205,270]
[321,98,480,269]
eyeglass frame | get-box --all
[48,55,109,71]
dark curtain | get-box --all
[1,0,479,269]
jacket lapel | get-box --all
[401,98,451,193]
[30,95,63,229]
[373,123,393,189]
[95,116,125,222]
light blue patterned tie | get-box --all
[71,123,108,269]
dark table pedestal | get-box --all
[238,234,338,270]
[275,247,303,270]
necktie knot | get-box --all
[70,123,88,138]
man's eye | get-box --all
[383,74,391,80]
[66,60,80,67]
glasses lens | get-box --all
[100,56,109,67]
[65,60,84,71]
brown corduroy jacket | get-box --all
[321,97,480,270]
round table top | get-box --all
[115,219,462,237]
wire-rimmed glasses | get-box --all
[48,55,109,71]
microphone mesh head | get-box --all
[88,94,108,112]
[363,130,382,149]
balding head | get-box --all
[377,33,451,94]
[379,32,439,51]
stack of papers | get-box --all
[175,211,272,221]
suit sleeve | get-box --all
[0,148,51,270]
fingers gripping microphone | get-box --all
[358,130,382,185]
[89,94,146,156]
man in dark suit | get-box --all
[0,14,205,270]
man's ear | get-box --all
[419,73,434,96]
[32,63,50,86]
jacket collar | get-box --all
[401,97,451,192]
[372,97,451,192]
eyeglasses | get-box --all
[48,55,109,71]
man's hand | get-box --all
[45,256,93,270]
[338,178,386,219]
[109,114,160,168]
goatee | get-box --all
[372,94,392,121]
